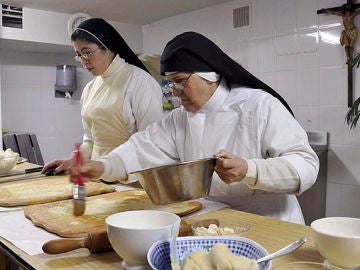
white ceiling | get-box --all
[1,0,232,25]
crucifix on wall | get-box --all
[317,0,360,107]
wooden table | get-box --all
[0,209,325,269]
[0,163,325,269]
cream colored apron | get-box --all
[81,65,132,160]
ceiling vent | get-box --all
[2,4,23,29]
[233,5,250,29]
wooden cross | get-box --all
[317,0,360,107]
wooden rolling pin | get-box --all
[42,230,112,254]
[43,218,220,254]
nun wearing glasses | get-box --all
[72,31,319,224]
[42,18,163,181]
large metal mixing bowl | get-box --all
[131,158,217,205]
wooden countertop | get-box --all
[0,208,325,269]
[0,163,325,269]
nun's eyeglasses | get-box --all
[74,46,101,62]
[164,73,193,92]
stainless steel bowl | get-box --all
[131,158,217,205]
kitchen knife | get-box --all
[0,166,43,178]
[73,144,86,216]
[0,168,58,183]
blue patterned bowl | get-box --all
[147,236,271,270]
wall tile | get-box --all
[1,83,26,114]
[275,34,297,56]
[339,184,360,218]
[327,144,344,184]
[2,111,28,133]
[297,52,319,70]
[319,27,345,67]
[343,118,360,146]
[341,145,360,185]
[23,85,44,112]
[257,38,276,72]
[297,105,320,131]
[297,69,319,106]
[319,106,345,145]
[277,54,297,71]
[40,66,56,86]
[295,0,319,31]
[325,183,342,217]
[275,0,296,35]
[297,30,318,54]
[38,137,59,162]
[243,40,258,73]
[277,70,297,105]
[255,0,275,38]
[319,67,345,106]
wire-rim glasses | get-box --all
[164,73,193,92]
[74,46,102,62]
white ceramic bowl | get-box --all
[311,217,360,269]
[147,236,271,270]
[106,210,181,269]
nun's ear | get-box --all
[205,79,214,85]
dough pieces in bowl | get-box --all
[178,243,258,270]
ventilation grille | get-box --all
[2,4,23,28]
[233,5,250,29]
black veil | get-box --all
[74,18,148,73]
[161,31,293,115]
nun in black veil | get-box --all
[70,31,319,224]
[42,18,163,182]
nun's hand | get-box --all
[214,150,248,184]
[41,157,73,175]
[69,160,104,183]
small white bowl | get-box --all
[0,151,19,174]
[106,210,180,269]
[311,217,360,269]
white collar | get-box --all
[101,55,126,78]
[199,79,229,113]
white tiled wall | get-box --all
[1,51,91,162]
[142,0,360,218]
[0,8,144,163]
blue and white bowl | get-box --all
[147,236,271,270]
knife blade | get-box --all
[0,166,43,178]
[0,168,58,183]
